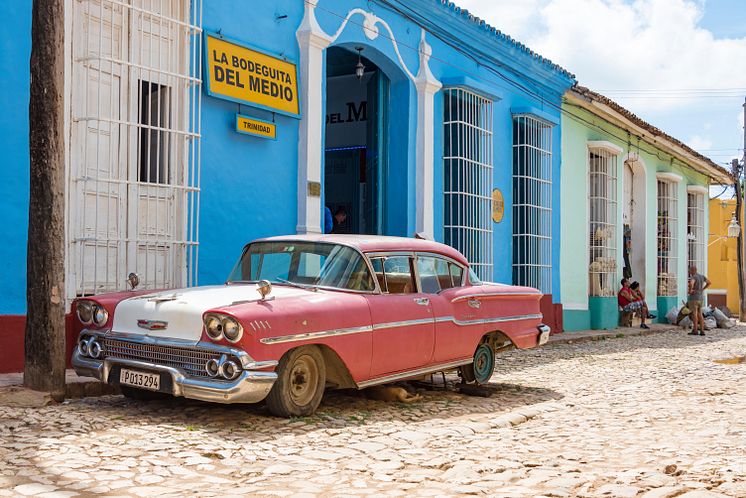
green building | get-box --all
[560,86,731,331]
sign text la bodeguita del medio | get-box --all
[205,33,300,118]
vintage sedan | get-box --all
[72,235,549,417]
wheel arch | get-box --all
[314,344,357,389]
[481,329,516,354]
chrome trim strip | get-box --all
[259,313,542,345]
[434,313,543,327]
[357,358,473,388]
[260,325,373,345]
[451,291,542,303]
[372,318,433,330]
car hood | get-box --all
[111,284,311,342]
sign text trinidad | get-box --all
[205,33,300,118]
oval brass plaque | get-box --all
[492,188,504,223]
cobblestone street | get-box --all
[1,327,745,497]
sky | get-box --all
[455,0,746,172]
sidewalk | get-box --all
[548,322,676,345]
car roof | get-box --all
[253,234,469,266]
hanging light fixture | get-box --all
[727,213,741,238]
[354,47,365,80]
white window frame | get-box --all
[588,143,619,297]
[656,176,679,297]
[68,0,202,300]
[443,88,494,281]
[687,186,706,273]
[512,114,552,293]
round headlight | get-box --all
[204,314,223,340]
[92,305,109,326]
[76,301,93,325]
[77,338,89,356]
[222,317,243,343]
[221,360,240,380]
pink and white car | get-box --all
[72,235,549,417]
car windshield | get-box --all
[227,241,375,292]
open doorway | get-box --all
[622,157,647,288]
[324,46,388,235]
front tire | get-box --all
[266,346,326,417]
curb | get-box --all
[548,326,673,346]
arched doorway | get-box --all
[622,155,647,288]
[324,46,388,235]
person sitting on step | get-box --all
[618,278,650,329]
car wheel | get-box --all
[266,346,326,418]
[460,342,495,385]
[120,385,171,401]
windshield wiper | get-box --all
[274,278,318,292]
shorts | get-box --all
[623,301,643,313]
[687,300,702,315]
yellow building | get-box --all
[707,199,742,312]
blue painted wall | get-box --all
[0,0,574,314]
[0,2,31,314]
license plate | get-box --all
[120,368,160,391]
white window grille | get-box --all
[512,115,552,293]
[657,180,678,296]
[443,88,494,281]
[69,0,202,300]
[687,191,705,271]
[588,148,618,297]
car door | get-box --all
[364,255,435,377]
[416,255,486,363]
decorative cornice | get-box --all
[686,185,709,195]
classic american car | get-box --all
[72,235,549,417]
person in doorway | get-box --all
[618,278,650,329]
[331,206,348,234]
[630,281,656,319]
[323,206,333,234]
[687,265,711,336]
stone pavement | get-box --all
[1,327,745,497]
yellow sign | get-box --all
[236,114,277,140]
[205,33,300,117]
[492,188,504,223]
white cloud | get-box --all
[456,0,746,111]
[687,134,713,151]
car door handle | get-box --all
[414,297,430,306]
[467,298,481,309]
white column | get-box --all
[414,31,441,239]
[296,0,331,234]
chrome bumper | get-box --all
[72,338,278,404]
[537,324,551,345]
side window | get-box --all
[382,256,416,294]
[449,263,464,287]
[370,258,386,292]
[417,256,461,293]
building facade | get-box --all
[707,199,742,312]
[560,87,731,331]
[0,0,575,372]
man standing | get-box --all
[618,278,650,329]
[687,265,711,336]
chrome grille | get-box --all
[102,338,221,379]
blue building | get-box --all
[0,0,574,371]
